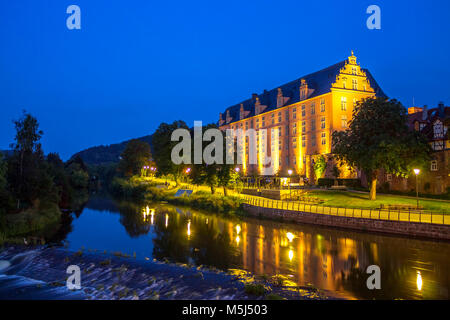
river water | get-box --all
[28,196,450,299]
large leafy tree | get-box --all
[332,97,431,200]
[118,139,152,177]
[152,121,189,184]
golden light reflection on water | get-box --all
[417,271,423,291]
[187,219,191,239]
[139,205,450,299]
[288,249,294,262]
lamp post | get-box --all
[413,169,420,209]
[288,169,293,199]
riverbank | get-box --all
[0,245,331,300]
[0,203,62,245]
[110,177,244,216]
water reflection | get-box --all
[61,197,450,300]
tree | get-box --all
[332,97,431,200]
[8,111,57,208]
[313,155,327,182]
[0,153,7,190]
[118,139,152,177]
[152,121,189,185]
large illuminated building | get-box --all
[218,51,386,182]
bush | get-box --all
[244,283,266,296]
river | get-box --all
[5,196,450,299]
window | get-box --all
[300,88,306,100]
[320,99,325,112]
[431,160,438,171]
[302,120,306,133]
[321,116,326,129]
[285,110,289,121]
[433,120,444,139]
[311,102,315,115]
[278,112,282,123]
[386,174,392,182]
[293,137,297,149]
[432,141,444,151]
[311,119,316,131]
[341,97,347,111]
[311,135,316,147]
[341,115,348,128]
[321,132,326,145]
[293,123,297,135]
[352,67,357,75]
[301,104,306,117]
[342,78,346,89]
[352,79,358,90]
[302,135,306,147]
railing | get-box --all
[240,194,450,226]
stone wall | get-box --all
[243,204,450,240]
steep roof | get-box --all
[221,59,387,124]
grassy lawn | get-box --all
[305,190,450,213]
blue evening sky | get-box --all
[0,0,449,159]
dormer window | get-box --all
[300,79,308,100]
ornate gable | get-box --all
[332,51,375,93]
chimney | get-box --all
[438,101,445,117]
[422,105,428,121]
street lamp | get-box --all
[413,168,420,209]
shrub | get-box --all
[244,283,266,296]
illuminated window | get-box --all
[341,115,348,128]
[341,97,347,111]
[320,99,325,112]
[321,132,326,145]
[431,160,438,171]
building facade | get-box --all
[218,52,386,181]
[384,103,450,195]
